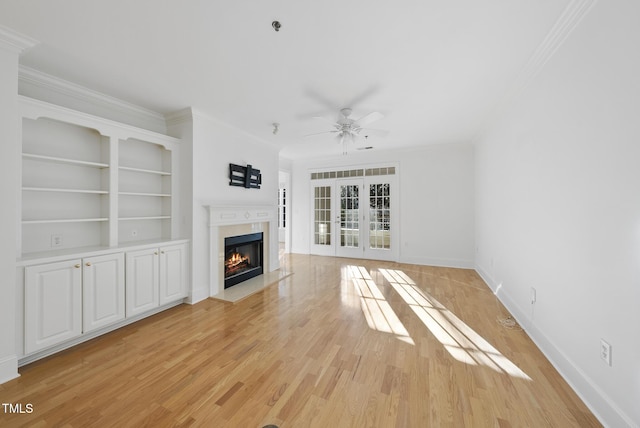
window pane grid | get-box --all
[314,186,331,245]
[340,185,359,248]
[278,188,287,228]
[369,183,390,250]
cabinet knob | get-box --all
[154,251,158,255]
[161,251,165,254]
[85,262,92,267]
[74,264,81,269]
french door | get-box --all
[336,179,364,258]
[310,175,396,261]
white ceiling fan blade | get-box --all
[304,130,339,138]
[354,111,383,126]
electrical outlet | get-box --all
[131,229,138,237]
[600,339,612,366]
[51,234,63,247]
[531,287,537,304]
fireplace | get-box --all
[224,232,264,289]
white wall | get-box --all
[0,31,25,383]
[171,110,280,302]
[289,143,475,267]
[475,1,640,426]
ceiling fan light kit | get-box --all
[304,107,389,154]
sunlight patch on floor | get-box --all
[378,268,531,380]
[345,265,414,345]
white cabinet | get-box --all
[83,253,125,333]
[126,243,187,316]
[25,253,126,354]
[125,248,160,317]
[159,243,187,305]
[25,260,82,354]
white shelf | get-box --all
[23,187,109,195]
[23,153,109,169]
[119,166,171,176]
[119,216,171,221]
[23,218,109,225]
[119,192,171,197]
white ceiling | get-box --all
[0,1,570,159]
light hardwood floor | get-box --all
[0,254,600,427]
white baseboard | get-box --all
[0,354,19,385]
[475,262,636,428]
[400,255,474,269]
[187,286,209,304]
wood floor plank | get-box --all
[0,254,601,427]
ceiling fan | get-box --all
[305,108,389,153]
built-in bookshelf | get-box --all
[118,138,172,243]
[21,117,110,253]
[16,96,188,365]
[18,96,181,258]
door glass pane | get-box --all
[340,184,359,248]
[314,186,331,245]
[278,188,286,228]
[369,183,390,250]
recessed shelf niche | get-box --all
[118,138,172,243]
[21,117,110,254]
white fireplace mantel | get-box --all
[205,205,279,297]
[207,205,277,227]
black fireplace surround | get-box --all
[224,232,264,289]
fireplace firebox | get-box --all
[224,232,264,289]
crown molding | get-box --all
[0,25,38,53]
[18,65,167,131]
[165,107,222,128]
[19,95,180,150]
[174,107,280,150]
[165,107,194,127]
[511,0,598,94]
[474,0,598,141]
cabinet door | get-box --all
[125,248,159,317]
[25,259,82,354]
[83,253,125,332]
[159,243,187,305]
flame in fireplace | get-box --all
[225,252,250,272]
